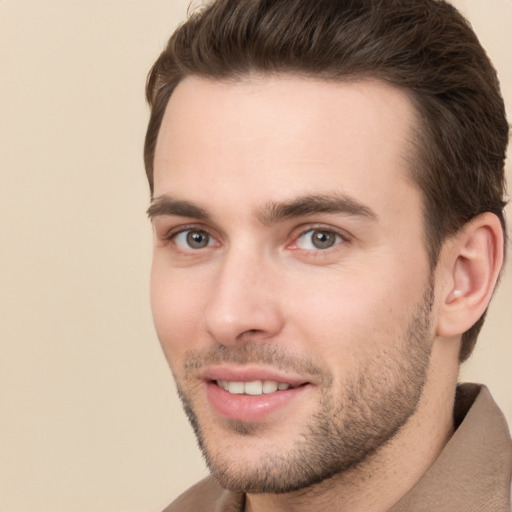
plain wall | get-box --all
[0,1,510,511]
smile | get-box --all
[207,378,310,422]
[216,380,293,395]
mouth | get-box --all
[201,369,312,422]
[215,379,297,395]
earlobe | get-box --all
[447,288,463,302]
[436,212,504,338]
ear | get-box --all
[436,212,504,338]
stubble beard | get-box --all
[175,284,435,494]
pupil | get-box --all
[187,231,209,248]
[313,231,334,249]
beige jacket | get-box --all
[163,384,512,512]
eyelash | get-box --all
[162,224,350,253]
[163,224,217,247]
[289,225,349,252]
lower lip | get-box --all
[206,381,309,422]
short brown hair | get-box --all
[144,0,509,361]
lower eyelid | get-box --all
[293,229,345,250]
[172,229,215,249]
[162,224,212,241]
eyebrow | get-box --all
[256,193,378,225]
[147,193,378,224]
[147,196,211,221]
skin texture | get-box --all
[175,287,435,493]
[149,76,483,511]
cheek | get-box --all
[286,269,421,365]
[150,262,208,367]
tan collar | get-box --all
[390,383,512,512]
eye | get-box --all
[173,229,214,250]
[295,229,343,250]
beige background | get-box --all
[0,1,510,511]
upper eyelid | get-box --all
[170,226,210,238]
[292,223,352,242]
[166,226,221,253]
[294,231,344,248]
[155,221,352,247]
[158,222,219,240]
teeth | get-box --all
[217,380,291,395]
[244,381,263,395]
[228,381,245,394]
[262,381,278,393]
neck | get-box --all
[245,339,459,512]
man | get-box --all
[144,0,511,510]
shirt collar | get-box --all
[390,383,512,511]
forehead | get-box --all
[153,75,420,221]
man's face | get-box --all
[150,76,436,493]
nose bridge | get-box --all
[204,242,283,344]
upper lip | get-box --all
[200,365,311,387]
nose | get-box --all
[204,249,285,345]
